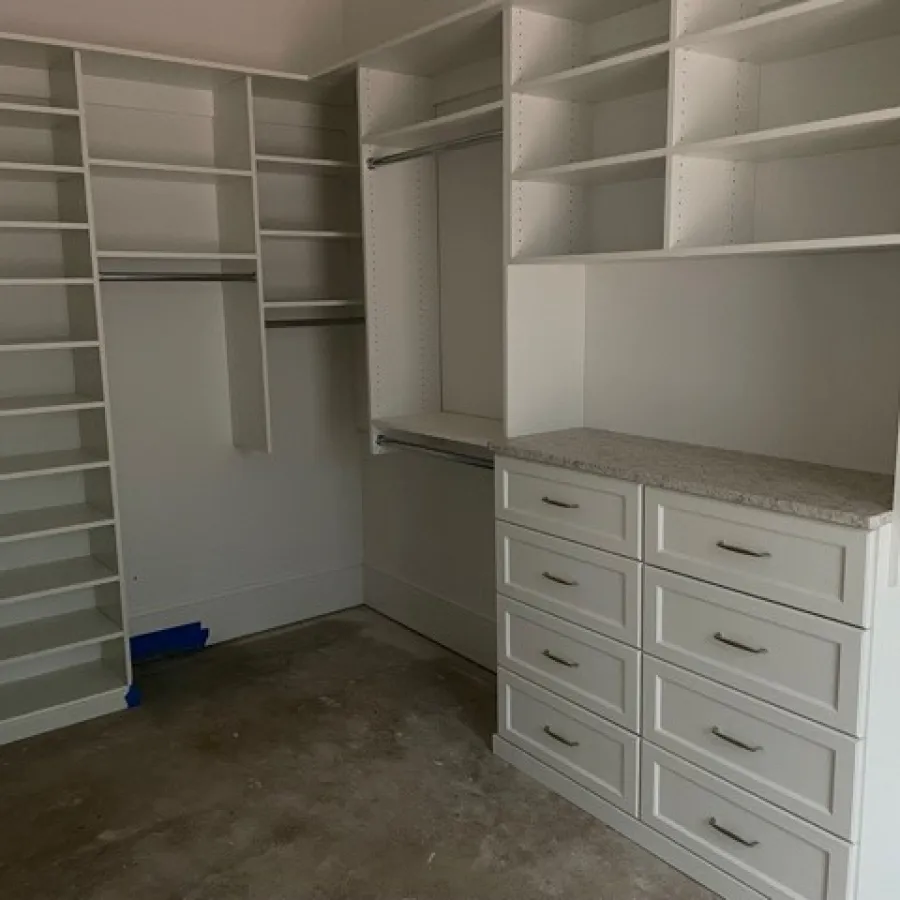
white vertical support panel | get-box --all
[673,0,756,37]
[72,49,132,684]
[220,76,271,453]
[509,6,582,84]
[358,67,441,450]
[506,263,585,437]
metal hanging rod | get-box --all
[376,435,494,471]
[99,272,258,283]
[367,129,503,170]
[266,316,365,329]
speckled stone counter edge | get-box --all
[489,439,894,531]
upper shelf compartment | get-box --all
[359,6,503,153]
[0,39,79,113]
[80,52,253,172]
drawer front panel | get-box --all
[499,670,639,815]
[643,658,861,839]
[499,595,641,731]
[644,488,873,626]
[496,458,641,558]
[497,522,641,646]
[643,568,867,735]
[641,746,852,900]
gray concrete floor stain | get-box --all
[0,609,720,900]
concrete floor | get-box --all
[0,609,719,900]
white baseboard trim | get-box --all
[130,565,364,646]
[493,736,763,900]
[364,567,496,671]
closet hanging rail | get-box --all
[367,129,503,170]
[266,316,365,329]
[99,272,258,283]
[376,435,495,470]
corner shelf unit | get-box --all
[510,0,900,262]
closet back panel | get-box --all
[0,285,98,342]
[253,91,358,160]
[438,139,503,421]
[584,254,900,473]
[0,171,86,223]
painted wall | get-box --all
[0,0,342,73]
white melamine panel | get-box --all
[496,457,641,556]
[499,669,640,814]
[438,139,503,421]
[498,596,641,730]
[496,522,641,645]
[645,488,876,625]
[0,228,92,279]
[644,658,863,839]
[0,167,86,222]
[583,254,900,474]
[643,566,868,735]
[0,107,82,166]
[641,745,853,900]
[0,284,97,346]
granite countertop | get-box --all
[490,428,894,529]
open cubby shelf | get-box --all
[0,449,110,483]
[0,556,118,606]
[0,393,105,418]
[255,154,358,175]
[364,100,502,151]
[89,159,253,180]
[0,504,115,545]
[0,609,122,667]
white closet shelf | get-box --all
[0,394,105,417]
[0,449,110,483]
[0,221,89,231]
[375,412,503,455]
[255,154,359,175]
[0,610,122,667]
[260,229,362,241]
[89,158,253,181]
[676,108,900,162]
[0,93,79,116]
[678,0,900,63]
[0,277,93,287]
[0,162,84,178]
[0,556,118,607]
[96,250,258,261]
[0,661,124,727]
[515,42,669,103]
[516,0,658,23]
[363,100,503,151]
[515,149,666,185]
[0,338,99,353]
[517,235,900,264]
[0,103,80,126]
[0,504,115,545]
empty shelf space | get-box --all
[0,220,88,231]
[515,149,666,184]
[516,248,671,264]
[517,0,660,22]
[677,108,900,161]
[679,0,900,62]
[515,42,669,102]
[364,101,503,151]
[0,556,118,606]
[89,158,253,181]
[264,299,363,309]
[96,250,258,262]
[0,338,99,353]
[260,229,361,241]
[255,154,358,175]
[0,162,83,178]
[0,103,80,126]
[0,504,115,544]
[0,661,124,725]
[0,394,105,417]
[0,449,110,482]
[0,609,122,667]
[375,412,503,458]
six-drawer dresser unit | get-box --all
[492,431,899,900]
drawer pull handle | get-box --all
[543,725,580,748]
[714,632,769,655]
[712,726,762,753]
[542,571,579,587]
[708,817,760,848]
[542,496,580,510]
[716,540,772,559]
[543,649,580,668]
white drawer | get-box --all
[498,669,639,815]
[496,522,641,646]
[498,595,641,731]
[643,658,862,839]
[496,457,640,558]
[643,567,868,735]
[644,488,876,626]
[641,745,852,900]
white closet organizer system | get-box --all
[0,34,361,746]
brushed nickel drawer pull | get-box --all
[712,726,763,753]
[714,632,769,655]
[542,649,580,668]
[716,540,772,559]
[542,571,579,587]
[709,817,760,848]
[542,496,580,510]
[543,725,580,748]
